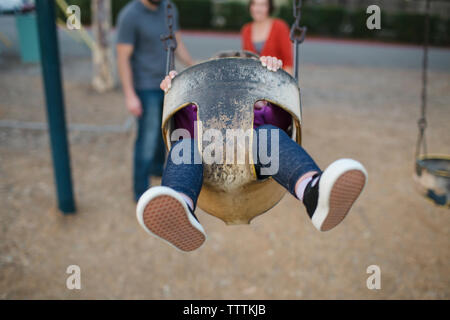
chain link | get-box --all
[290,0,307,44]
[160,1,177,75]
[290,0,307,82]
[416,0,430,159]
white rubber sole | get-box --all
[311,159,368,232]
[136,186,206,252]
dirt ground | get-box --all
[0,52,449,299]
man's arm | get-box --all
[174,32,194,67]
[117,43,142,117]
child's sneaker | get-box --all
[136,186,206,252]
[302,159,367,231]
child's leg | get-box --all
[254,124,321,196]
[254,124,367,232]
[161,139,203,211]
[136,138,206,252]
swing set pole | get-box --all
[35,0,76,214]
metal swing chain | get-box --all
[290,0,307,81]
[160,1,178,76]
[416,0,430,159]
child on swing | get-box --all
[136,54,367,252]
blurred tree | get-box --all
[91,0,115,92]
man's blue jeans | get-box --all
[161,124,321,209]
[134,89,166,201]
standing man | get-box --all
[116,0,194,201]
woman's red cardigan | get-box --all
[241,18,293,68]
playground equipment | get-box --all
[35,0,75,213]
[160,1,306,224]
[413,0,450,207]
[163,57,301,224]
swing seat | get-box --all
[162,57,302,224]
[414,155,450,207]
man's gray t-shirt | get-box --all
[116,0,179,90]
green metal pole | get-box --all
[35,0,76,214]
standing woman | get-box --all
[241,0,293,74]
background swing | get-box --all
[413,0,450,207]
[160,0,307,224]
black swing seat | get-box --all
[414,155,450,207]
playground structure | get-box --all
[162,57,302,224]
[35,0,75,213]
